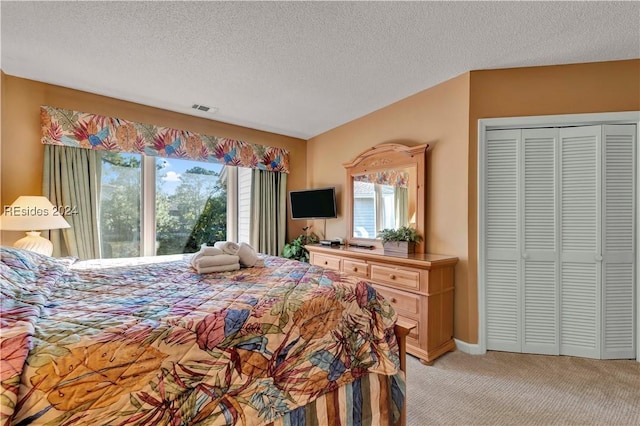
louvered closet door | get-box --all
[602,124,636,359]
[485,129,560,355]
[521,129,559,355]
[559,126,601,359]
[485,129,521,352]
[484,123,636,359]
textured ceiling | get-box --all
[1,1,639,139]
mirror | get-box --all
[351,166,417,238]
[344,143,428,252]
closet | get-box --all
[483,124,636,359]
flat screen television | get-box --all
[289,187,337,220]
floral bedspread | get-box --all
[0,247,401,425]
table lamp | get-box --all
[0,196,71,256]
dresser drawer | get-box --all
[372,284,420,318]
[311,253,341,271]
[342,259,369,278]
[370,264,420,290]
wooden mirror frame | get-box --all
[344,143,429,253]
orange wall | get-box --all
[307,73,473,340]
[466,59,640,343]
[0,73,307,246]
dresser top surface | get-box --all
[306,244,458,267]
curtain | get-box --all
[43,145,102,259]
[374,184,383,233]
[250,169,287,256]
[394,187,409,228]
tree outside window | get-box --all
[99,153,228,258]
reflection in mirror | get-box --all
[344,143,427,252]
[352,168,414,239]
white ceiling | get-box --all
[1,1,639,140]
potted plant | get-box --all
[282,226,319,262]
[377,226,423,256]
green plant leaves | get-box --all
[377,226,422,244]
[282,228,319,262]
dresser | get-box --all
[307,244,458,365]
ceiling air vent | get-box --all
[192,104,211,112]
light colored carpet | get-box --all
[406,350,640,425]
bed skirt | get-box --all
[268,371,405,426]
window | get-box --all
[352,180,397,238]
[155,158,226,254]
[100,153,250,258]
[99,152,142,258]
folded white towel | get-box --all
[200,245,224,256]
[214,241,240,255]
[197,263,240,274]
[191,246,224,268]
[196,254,240,269]
[237,242,258,267]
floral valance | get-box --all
[353,170,409,188]
[40,106,290,173]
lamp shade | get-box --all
[1,196,71,256]
[0,196,71,231]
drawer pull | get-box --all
[324,261,328,265]
[390,297,397,303]
[353,267,358,272]
[389,274,396,280]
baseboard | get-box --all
[454,339,485,355]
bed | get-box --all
[0,246,406,425]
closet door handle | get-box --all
[522,253,529,259]
[595,254,603,262]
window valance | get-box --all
[353,170,409,188]
[40,106,290,173]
